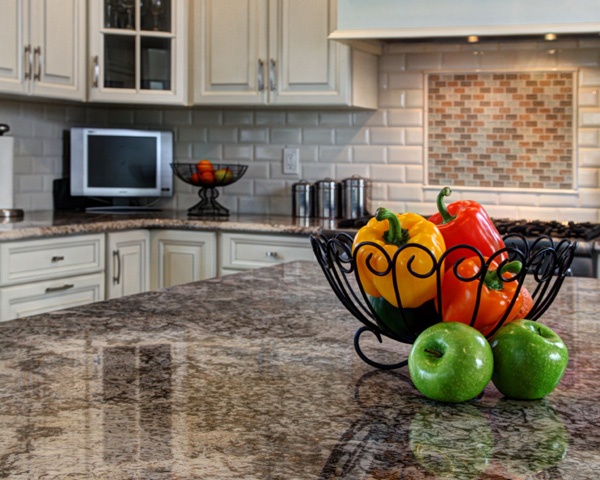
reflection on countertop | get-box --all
[0,261,599,478]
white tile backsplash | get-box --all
[0,38,598,221]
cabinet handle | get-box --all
[51,256,65,262]
[45,284,74,293]
[113,250,121,285]
[257,59,265,91]
[265,251,279,259]
[33,47,41,81]
[24,45,32,80]
[269,59,276,91]
[92,56,99,88]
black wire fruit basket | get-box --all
[171,162,248,217]
[310,232,577,370]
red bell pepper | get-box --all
[439,256,525,336]
[429,187,507,269]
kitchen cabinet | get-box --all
[219,232,314,276]
[106,230,150,299]
[88,0,189,105]
[192,0,377,108]
[0,234,105,321]
[150,230,217,290]
[0,0,87,101]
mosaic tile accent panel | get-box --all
[427,71,575,189]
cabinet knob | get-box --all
[51,256,65,262]
[265,251,279,259]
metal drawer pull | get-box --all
[51,256,65,262]
[24,45,32,80]
[113,250,121,285]
[33,47,42,81]
[269,58,276,91]
[45,284,74,293]
[93,55,99,88]
[266,251,279,259]
[258,58,264,91]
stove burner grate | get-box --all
[493,219,600,241]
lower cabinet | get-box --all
[150,230,217,290]
[0,273,105,320]
[106,230,150,299]
[219,232,314,276]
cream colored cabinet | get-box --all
[0,0,87,100]
[150,230,217,290]
[88,0,189,105]
[219,232,314,276]
[106,230,150,299]
[0,234,105,321]
[192,0,377,108]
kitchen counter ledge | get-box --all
[1,261,599,479]
[0,210,338,241]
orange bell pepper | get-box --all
[439,256,525,336]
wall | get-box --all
[1,37,599,221]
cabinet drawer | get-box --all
[0,272,105,322]
[220,233,314,271]
[0,234,105,286]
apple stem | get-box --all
[424,348,443,358]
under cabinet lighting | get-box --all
[467,35,479,43]
[544,33,557,41]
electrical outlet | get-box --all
[283,148,300,175]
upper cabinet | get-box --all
[192,0,378,108]
[0,0,87,101]
[88,0,189,105]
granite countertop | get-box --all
[0,210,343,242]
[0,260,599,479]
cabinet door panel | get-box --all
[29,0,86,100]
[151,231,217,289]
[270,0,351,105]
[193,0,268,105]
[107,230,150,300]
[0,0,28,94]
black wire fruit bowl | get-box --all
[310,232,576,370]
[171,162,248,216]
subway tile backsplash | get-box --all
[0,38,599,221]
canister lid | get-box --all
[315,178,338,189]
[341,175,366,187]
[292,179,312,192]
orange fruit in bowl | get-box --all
[190,172,201,184]
[198,170,215,185]
[196,159,214,173]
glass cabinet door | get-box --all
[101,0,172,91]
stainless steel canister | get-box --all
[291,179,313,218]
[314,178,339,218]
[341,175,368,219]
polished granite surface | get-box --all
[0,261,599,479]
[0,210,340,241]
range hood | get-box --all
[331,0,600,54]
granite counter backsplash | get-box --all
[0,261,599,479]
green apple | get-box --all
[410,402,493,478]
[491,320,568,400]
[408,322,494,403]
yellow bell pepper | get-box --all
[352,207,446,309]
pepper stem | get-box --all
[436,187,457,224]
[484,260,522,290]
[375,207,410,246]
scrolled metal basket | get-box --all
[310,232,577,370]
